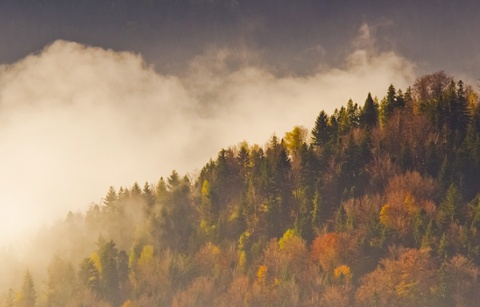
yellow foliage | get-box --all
[278,228,297,250]
[334,265,352,281]
[238,231,250,251]
[138,244,154,267]
[404,192,418,216]
[257,264,268,284]
[238,250,247,269]
[379,204,392,228]
[209,243,221,257]
[90,251,102,273]
[274,277,280,286]
[284,126,308,155]
[121,300,134,307]
[201,179,211,197]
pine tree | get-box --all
[98,240,121,306]
[78,258,100,292]
[4,288,15,307]
[311,110,331,147]
[454,80,470,140]
[103,186,118,212]
[440,183,463,224]
[360,92,378,128]
[346,99,361,128]
[143,182,155,210]
[18,270,36,307]
[46,257,76,307]
[379,84,397,125]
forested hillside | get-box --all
[4,71,480,307]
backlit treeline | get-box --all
[5,71,480,306]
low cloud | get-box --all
[0,24,416,244]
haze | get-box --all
[0,23,418,245]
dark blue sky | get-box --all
[1,0,479,79]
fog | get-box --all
[0,23,416,246]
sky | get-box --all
[0,0,479,244]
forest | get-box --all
[3,71,480,306]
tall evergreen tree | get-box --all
[380,84,397,125]
[103,186,118,210]
[360,92,378,128]
[19,270,36,307]
[98,239,121,306]
[79,258,100,293]
[311,110,331,147]
[454,80,470,139]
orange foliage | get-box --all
[257,264,268,285]
[311,233,354,273]
[385,171,438,203]
[380,187,436,240]
[446,255,480,306]
[355,248,438,307]
[171,277,215,307]
[321,284,353,307]
[334,265,352,282]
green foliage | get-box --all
[311,110,331,147]
[360,92,378,128]
[439,183,463,225]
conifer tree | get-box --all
[4,288,15,307]
[79,258,100,292]
[360,92,378,128]
[98,239,121,306]
[311,110,331,147]
[380,84,397,124]
[103,186,118,212]
[454,80,470,139]
[18,270,36,307]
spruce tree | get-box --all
[19,270,36,307]
[360,92,378,128]
[311,110,331,147]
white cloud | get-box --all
[0,26,416,244]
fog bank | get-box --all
[0,24,416,244]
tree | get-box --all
[198,179,218,241]
[360,92,378,128]
[311,110,331,147]
[355,248,438,307]
[156,177,168,204]
[167,170,181,189]
[413,71,453,103]
[346,99,360,128]
[131,182,142,199]
[143,182,155,211]
[379,84,397,125]
[103,186,118,211]
[98,239,121,306]
[157,175,194,252]
[4,288,15,307]
[445,255,480,306]
[18,270,36,307]
[46,256,77,307]
[451,80,470,141]
[263,137,292,237]
[310,233,355,274]
[79,258,101,293]
[439,183,463,225]
[284,125,308,163]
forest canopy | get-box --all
[3,71,480,307]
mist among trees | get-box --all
[3,71,480,306]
